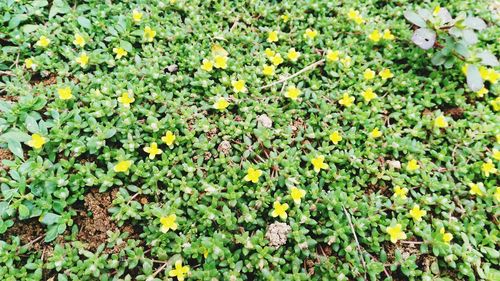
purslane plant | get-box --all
[404,6,499,91]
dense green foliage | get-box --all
[0,0,499,280]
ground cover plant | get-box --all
[0,0,499,280]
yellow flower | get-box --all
[231,80,246,93]
[75,52,89,67]
[114,160,132,172]
[433,6,441,16]
[329,131,342,144]
[379,68,393,80]
[382,29,395,40]
[211,44,229,57]
[481,159,497,177]
[495,187,500,201]
[270,53,284,66]
[311,155,329,173]
[386,224,407,243]
[132,9,143,23]
[476,87,488,97]
[169,260,189,281]
[213,97,229,111]
[363,68,375,80]
[469,182,484,196]
[267,31,278,43]
[213,55,228,69]
[24,58,37,70]
[341,56,352,68]
[262,64,275,76]
[361,88,377,103]
[493,149,500,161]
[326,50,340,62]
[339,93,355,107]
[347,9,364,24]
[409,205,426,222]
[290,186,306,204]
[369,127,382,138]
[434,115,448,128]
[73,33,85,48]
[117,92,135,107]
[113,47,127,59]
[27,134,47,149]
[161,131,176,147]
[201,59,213,71]
[271,200,289,220]
[480,67,499,84]
[304,28,318,40]
[143,142,163,159]
[284,86,301,100]
[407,159,420,171]
[461,64,469,75]
[36,36,50,48]
[281,14,290,22]
[393,186,408,199]
[244,167,263,183]
[491,97,500,111]
[160,214,178,233]
[287,48,300,62]
[368,30,382,42]
[439,227,453,244]
[144,26,156,42]
[57,87,73,100]
[264,48,276,58]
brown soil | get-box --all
[75,188,137,253]
[30,72,58,86]
[1,218,45,251]
[0,95,19,102]
[443,106,464,120]
[0,148,14,170]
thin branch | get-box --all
[260,59,325,90]
[342,205,368,279]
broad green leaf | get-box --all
[477,51,499,67]
[412,28,436,50]
[77,16,91,29]
[463,17,486,30]
[7,140,24,159]
[466,64,484,91]
[404,11,426,27]
[18,204,30,218]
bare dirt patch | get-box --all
[0,218,45,251]
[75,188,138,253]
[0,148,14,170]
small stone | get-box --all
[387,160,401,169]
[217,140,231,155]
[257,114,273,128]
[265,222,291,248]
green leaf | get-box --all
[25,115,39,134]
[7,140,24,159]
[477,51,499,67]
[77,16,91,29]
[0,130,31,142]
[120,40,133,53]
[463,17,486,31]
[22,24,40,33]
[466,64,483,91]
[8,14,28,29]
[44,225,59,242]
[18,204,30,218]
[404,11,426,27]
[40,212,60,225]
